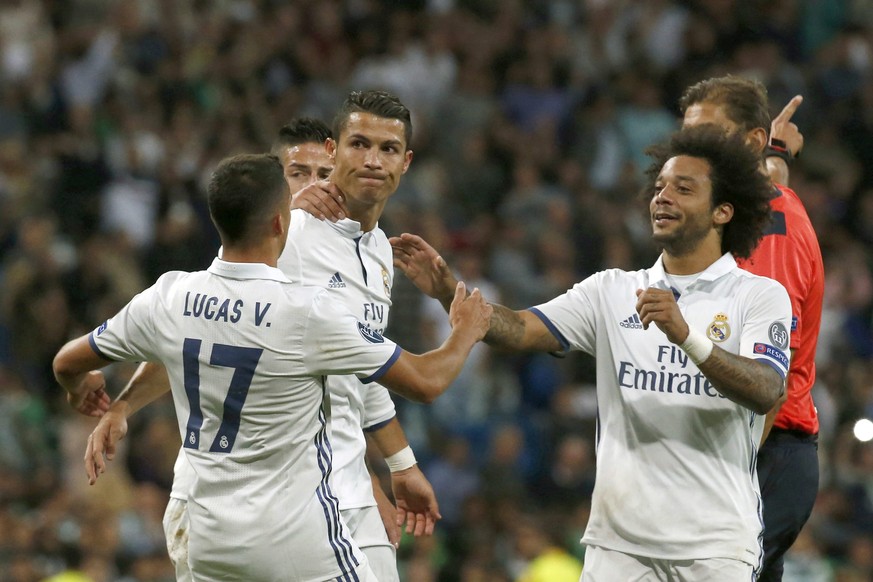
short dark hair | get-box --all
[332,90,413,148]
[207,154,287,246]
[270,117,332,155]
[679,76,771,136]
[644,124,773,259]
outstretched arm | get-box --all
[379,282,492,402]
[636,287,785,414]
[391,233,562,353]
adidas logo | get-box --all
[619,313,644,329]
[328,272,346,288]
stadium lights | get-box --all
[853,418,873,442]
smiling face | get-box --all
[650,155,729,258]
[328,112,413,215]
[277,142,333,194]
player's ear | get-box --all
[326,138,337,161]
[402,149,413,174]
[272,209,287,239]
[746,127,768,156]
[713,203,733,225]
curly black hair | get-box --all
[643,124,773,259]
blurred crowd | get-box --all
[1,0,873,580]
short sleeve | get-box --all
[738,278,793,379]
[361,383,396,430]
[530,273,601,356]
[301,290,401,382]
[89,284,160,363]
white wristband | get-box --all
[679,327,714,366]
[385,446,417,473]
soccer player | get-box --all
[78,105,439,582]
[681,76,823,582]
[391,125,792,581]
[55,153,491,581]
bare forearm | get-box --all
[414,333,476,401]
[368,417,409,458]
[384,332,477,403]
[53,336,108,395]
[483,304,528,348]
[483,304,562,353]
[698,346,785,414]
[115,362,171,416]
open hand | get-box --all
[84,405,129,485]
[291,180,347,222]
[390,233,457,301]
[392,465,441,537]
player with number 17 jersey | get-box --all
[89,258,399,581]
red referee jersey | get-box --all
[737,184,823,435]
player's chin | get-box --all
[651,229,673,243]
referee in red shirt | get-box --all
[679,76,823,582]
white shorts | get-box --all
[581,545,756,582]
[163,498,392,582]
[162,497,192,582]
[341,506,399,582]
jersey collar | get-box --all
[327,217,370,239]
[207,258,292,283]
[648,252,737,290]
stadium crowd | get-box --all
[1,0,873,580]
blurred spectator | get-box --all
[511,512,583,582]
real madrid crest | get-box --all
[706,312,731,342]
[382,267,391,298]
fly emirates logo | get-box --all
[617,344,725,399]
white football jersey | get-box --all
[278,209,397,509]
[90,259,400,581]
[532,254,791,567]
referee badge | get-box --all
[706,313,731,343]
[382,267,391,298]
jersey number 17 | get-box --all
[181,338,263,454]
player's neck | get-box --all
[221,243,279,268]
[345,199,386,233]
[661,244,723,275]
